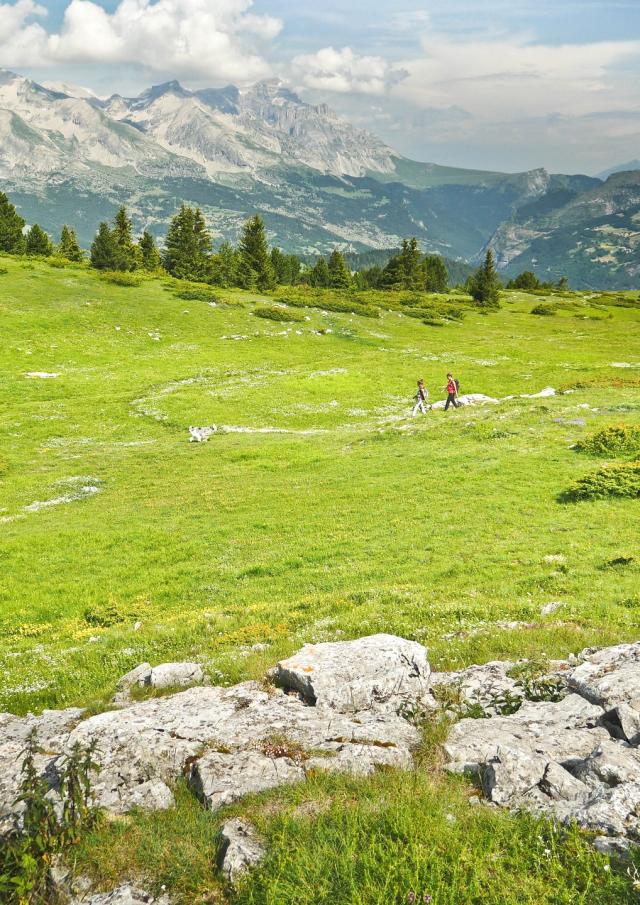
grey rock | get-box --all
[190,750,305,810]
[568,642,640,709]
[117,663,152,690]
[218,819,266,883]
[570,782,640,837]
[541,601,563,617]
[593,835,634,857]
[274,633,431,713]
[540,762,589,802]
[616,703,640,745]
[482,745,548,805]
[445,694,607,775]
[149,662,204,689]
[573,740,640,789]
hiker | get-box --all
[444,373,460,410]
[412,379,429,416]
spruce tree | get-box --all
[309,258,330,288]
[469,249,501,309]
[209,241,239,287]
[327,249,351,289]
[0,192,26,253]
[424,254,448,293]
[26,224,53,256]
[58,225,83,262]
[381,239,423,290]
[90,222,119,270]
[112,206,137,271]
[162,205,211,281]
[138,229,161,271]
[237,215,275,291]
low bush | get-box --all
[253,305,305,323]
[531,303,557,316]
[575,425,640,458]
[99,271,142,287]
[559,461,640,502]
[175,289,221,303]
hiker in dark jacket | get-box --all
[444,373,460,410]
[412,379,429,416]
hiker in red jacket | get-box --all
[444,373,460,410]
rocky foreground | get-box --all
[1,634,639,901]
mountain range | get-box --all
[0,68,638,288]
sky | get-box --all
[2,0,639,174]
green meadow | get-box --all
[1,257,640,902]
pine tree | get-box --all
[506,270,539,291]
[26,224,53,256]
[424,254,448,293]
[469,249,501,309]
[138,229,161,271]
[237,215,275,291]
[381,239,423,290]
[90,222,119,270]
[162,205,211,281]
[327,249,351,289]
[193,208,213,259]
[0,192,26,253]
[309,258,331,288]
[58,225,83,262]
[209,241,239,287]
[112,206,137,271]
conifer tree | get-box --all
[138,229,161,271]
[58,225,83,262]
[209,241,239,287]
[90,222,119,270]
[112,206,137,271]
[424,254,448,293]
[0,192,26,253]
[26,224,53,256]
[469,249,501,309]
[327,249,351,289]
[237,215,275,291]
[309,258,331,288]
[162,205,211,281]
[381,239,423,289]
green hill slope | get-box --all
[2,259,640,903]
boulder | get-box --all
[482,746,548,805]
[0,637,426,826]
[190,750,305,811]
[568,642,640,710]
[218,820,266,883]
[274,633,431,713]
[149,663,204,689]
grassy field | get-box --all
[1,257,640,902]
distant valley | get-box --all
[0,69,638,288]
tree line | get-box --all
[0,189,557,306]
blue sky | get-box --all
[3,0,640,173]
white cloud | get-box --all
[394,33,640,119]
[291,46,407,95]
[0,0,282,83]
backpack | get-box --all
[454,379,460,393]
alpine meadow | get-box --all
[1,1,640,903]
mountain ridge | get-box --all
[0,69,636,287]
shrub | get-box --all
[0,267,8,275]
[99,271,142,287]
[253,305,305,323]
[559,461,640,502]
[83,601,127,627]
[531,303,557,316]
[175,289,221,303]
[0,732,99,905]
[575,425,640,458]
